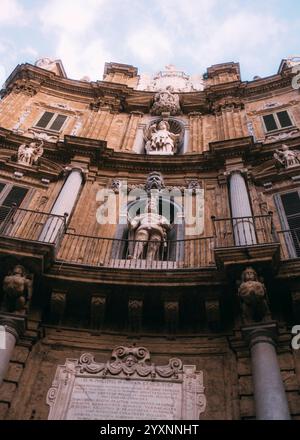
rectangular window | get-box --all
[0,184,29,224]
[277,191,300,257]
[263,110,293,133]
[35,111,68,132]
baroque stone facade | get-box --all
[0,57,300,420]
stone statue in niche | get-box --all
[238,267,270,324]
[2,265,33,313]
[128,197,171,261]
[150,85,181,116]
[274,144,300,169]
[144,120,179,155]
[17,140,44,166]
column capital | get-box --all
[242,321,278,349]
[0,312,26,341]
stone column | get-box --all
[229,170,256,245]
[39,167,83,243]
[243,323,291,420]
[0,314,25,384]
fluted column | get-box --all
[229,170,256,245]
[39,168,83,243]
[243,324,291,420]
[0,315,25,384]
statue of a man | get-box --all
[144,120,179,155]
[274,144,300,169]
[2,265,33,313]
[238,267,270,324]
[17,140,44,166]
[128,198,171,261]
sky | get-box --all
[0,0,299,85]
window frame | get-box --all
[0,181,32,208]
[33,111,68,133]
[261,109,294,134]
[274,190,300,258]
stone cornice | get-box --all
[1,63,298,115]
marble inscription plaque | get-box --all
[47,347,206,420]
[66,377,182,420]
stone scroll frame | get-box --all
[46,346,206,420]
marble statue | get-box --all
[274,144,300,168]
[238,267,270,324]
[17,140,44,166]
[128,197,171,261]
[144,120,179,155]
[2,265,33,313]
[150,85,181,116]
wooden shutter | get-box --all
[49,114,67,131]
[0,182,5,196]
[36,111,55,128]
[0,185,28,224]
[276,111,292,128]
[263,114,277,131]
[280,191,300,256]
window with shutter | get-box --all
[0,185,28,224]
[263,114,277,131]
[262,110,293,132]
[0,183,5,196]
[277,111,292,128]
[34,111,68,132]
[280,191,300,257]
[35,111,55,128]
[49,114,67,131]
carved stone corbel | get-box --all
[205,299,220,330]
[50,290,67,324]
[128,297,143,334]
[163,296,179,337]
[90,294,106,331]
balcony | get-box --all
[1,206,300,273]
[56,233,215,270]
[211,214,280,268]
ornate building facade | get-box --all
[0,57,300,420]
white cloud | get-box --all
[127,25,173,67]
[39,0,106,34]
[0,0,26,25]
[38,0,111,79]
[55,35,111,80]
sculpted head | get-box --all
[157,120,169,131]
[242,267,258,282]
[12,265,26,277]
[145,172,164,191]
[124,354,137,368]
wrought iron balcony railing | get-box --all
[0,205,67,246]
[211,214,276,248]
[2,206,300,268]
[56,233,216,269]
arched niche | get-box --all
[133,118,188,155]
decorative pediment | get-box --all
[0,149,64,181]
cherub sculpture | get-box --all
[2,265,33,313]
[274,144,300,169]
[144,120,180,155]
[17,140,44,166]
[238,267,270,324]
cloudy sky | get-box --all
[0,0,299,85]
